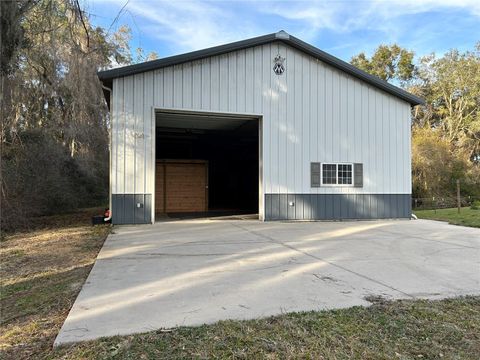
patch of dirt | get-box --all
[364,294,390,305]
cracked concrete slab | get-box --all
[55,219,480,345]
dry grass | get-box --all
[0,208,110,359]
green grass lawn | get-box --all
[1,210,480,359]
[414,207,480,228]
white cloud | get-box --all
[257,0,480,35]
[94,0,270,53]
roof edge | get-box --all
[285,35,424,106]
[98,31,424,106]
[98,32,278,81]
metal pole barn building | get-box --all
[98,31,423,225]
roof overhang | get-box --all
[98,31,424,106]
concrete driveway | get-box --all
[55,218,480,345]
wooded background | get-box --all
[1,0,479,231]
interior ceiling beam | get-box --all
[155,112,258,132]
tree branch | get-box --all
[74,0,89,48]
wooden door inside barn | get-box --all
[155,160,208,213]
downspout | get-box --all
[102,84,112,94]
[102,83,113,222]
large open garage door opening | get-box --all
[154,110,261,220]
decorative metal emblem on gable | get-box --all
[273,54,285,75]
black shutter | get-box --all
[311,162,321,187]
[354,163,363,187]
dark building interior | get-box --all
[155,112,259,218]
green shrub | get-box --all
[471,200,480,210]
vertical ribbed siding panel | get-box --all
[301,56,310,194]
[237,51,246,113]
[311,194,319,219]
[394,194,401,218]
[295,194,304,220]
[369,88,376,193]
[113,194,124,224]
[278,43,288,194]
[265,193,272,220]
[252,46,264,200]
[400,101,406,194]
[398,100,406,194]
[348,80,356,195]
[111,81,115,197]
[271,43,280,195]
[270,190,279,220]
[134,74,145,194]
[395,99,402,193]
[361,83,369,189]
[324,194,333,218]
[394,100,400,193]
[318,194,326,218]
[124,76,135,194]
[252,47,262,114]
[201,58,210,110]
[285,46,295,195]
[262,45,271,196]
[163,67,173,108]
[287,194,295,219]
[118,77,126,195]
[228,52,237,112]
[324,67,333,162]
[279,194,288,219]
[154,69,164,108]
[219,54,228,112]
[116,78,125,194]
[352,81,360,165]
[318,63,326,178]
[339,74,348,164]
[210,56,220,110]
[293,51,302,195]
[144,194,152,223]
[123,194,134,224]
[134,194,145,223]
[182,62,193,109]
[111,79,119,194]
[406,104,412,195]
[173,65,183,108]
[310,58,318,196]
[245,48,254,113]
[144,72,154,196]
[265,194,411,220]
[375,89,383,193]
[383,95,390,193]
[333,71,341,162]
[192,60,202,109]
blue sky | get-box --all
[84,0,479,64]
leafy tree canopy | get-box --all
[351,44,416,84]
[351,43,480,199]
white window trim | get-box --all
[321,162,354,187]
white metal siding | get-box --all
[111,42,411,200]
